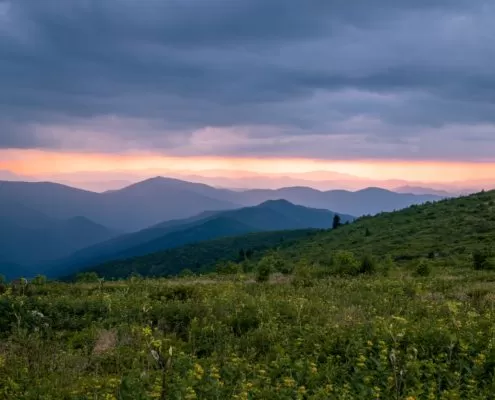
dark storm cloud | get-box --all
[1,0,495,159]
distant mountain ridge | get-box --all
[0,177,443,233]
[0,178,240,232]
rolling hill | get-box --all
[44,200,353,277]
[255,190,495,269]
[76,189,495,280]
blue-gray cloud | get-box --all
[1,0,495,160]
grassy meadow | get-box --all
[2,266,495,399]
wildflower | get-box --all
[194,363,204,380]
[142,326,152,337]
[185,387,197,400]
[475,353,486,366]
[283,377,296,388]
[357,354,367,368]
[310,362,318,374]
[210,366,221,380]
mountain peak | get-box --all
[258,199,295,207]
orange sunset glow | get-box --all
[2,149,495,184]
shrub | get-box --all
[216,262,242,275]
[472,250,494,270]
[414,259,431,277]
[358,254,377,275]
[333,250,360,275]
[256,257,272,283]
[76,272,100,283]
[380,254,395,276]
[32,275,47,285]
[179,268,194,277]
[292,263,314,288]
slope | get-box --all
[71,229,319,279]
[46,200,352,276]
[267,190,495,268]
[77,189,494,280]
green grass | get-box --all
[267,190,495,271]
[2,268,495,399]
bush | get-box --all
[216,262,242,275]
[76,272,100,283]
[380,255,395,276]
[333,250,360,275]
[32,275,47,285]
[472,250,494,270]
[256,257,272,283]
[292,263,314,288]
[358,254,377,275]
[414,259,431,277]
[179,268,194,278]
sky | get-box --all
[1,0,495,191]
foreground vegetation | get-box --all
[3,190,495,399]
[2,265,495,399]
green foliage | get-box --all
[77,229,318,280]
[291,262,314,288]
[472,250,494,270]
[359,253,377,275]
[414,259,432,277]
[75,271,100,283]
[333,250,360,275]
[31,275,47,285]
[255,257,272,282]
[216,261,242,275]
[267,190,495,274]
[2,269,495,399]
[179,268,194,278]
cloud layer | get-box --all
[1,0,495,160]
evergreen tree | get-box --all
[332,214,342,229]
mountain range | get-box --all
[36,199,354,278]
[0,177,443,232]
[0,176,444,279]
